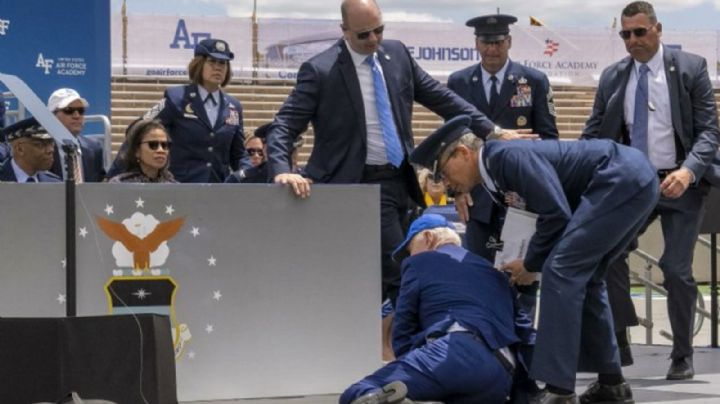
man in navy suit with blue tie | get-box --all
[265,0,529,309]
[412,116,661,403]
[448,14,558,320]
[582,1,720,379]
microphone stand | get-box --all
[62,140,78,317]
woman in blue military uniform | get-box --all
[109,38,250,183]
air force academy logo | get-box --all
[97,205,192,359]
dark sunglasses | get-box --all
[142,140,171,151]
[619,25,655,40]
[60,107,85,115]
[247,148,264,157]
[350,24,384,40]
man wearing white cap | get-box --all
[47,88,106,182]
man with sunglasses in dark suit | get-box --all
[583,0,719,383]
[266,0,530,316]
[47,88,106,182]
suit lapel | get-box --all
[663,45,683,138]
[377,45,405,135]
[337,41,366,133]
[186,84,213,129]
[494,61,518,118]
[471,64,490,113]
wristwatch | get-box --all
[487,125,504,140]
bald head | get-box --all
[340,0,384,54]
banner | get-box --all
[0,0,110,127]
[114,14,720,86]
[112,14,253,78]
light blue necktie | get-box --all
[632,63,650,155]
[365,55,404,167]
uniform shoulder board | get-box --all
[143,98,166,120]
[547,86,556,117]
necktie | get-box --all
[632,64,650,155]
[489,75,499,112]
[26,176,37,183]
[205,93,217,106]
[73,153,84,184]
[365,55,404,167]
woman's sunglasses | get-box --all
[142,140,171,151]
[247,148,264,157]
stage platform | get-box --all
[184,344,720,404]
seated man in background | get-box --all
[47,88,106,182]
[341,213,534,404]
[0,117,61,182]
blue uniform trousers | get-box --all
[340,333,512,404]
[531,180,659,390]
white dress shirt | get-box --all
[481,60,510,103]
[11,158,37,183]
[345,40,394,166]
[623,45,676,170]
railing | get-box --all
[630,244,717,345]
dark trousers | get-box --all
[606,186,706,359]
[363,164,412,304]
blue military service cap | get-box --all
[409,114,473,172]
[2,117,53,142]
[195,38,235,61]
[465,14,518,41]
[392,213,455,262]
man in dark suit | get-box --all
[582,1,720,379]
[412,115,661,403]
[448,14,558,320]
[0,118,62,183]
[47,88,106,182]
[266,0,528,308]
[341,213,533,404]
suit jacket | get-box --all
[49,135,106,182]
[392,244,527,357]
[266,39,495,204]
[109,84,250,183]
[0,159,62,182]
[582,45,720,185]
[448,60,558,223]
[480,139,657,272]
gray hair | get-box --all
[414,227,462,248]
[437,132,483,169]
[622,1,657,24]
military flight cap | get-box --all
[409,114,473,172]
[466,14,518,41]
[195,38,235,61]
[392,213,456,262]
[2,117,53,142]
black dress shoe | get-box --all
[619,346,633,367]
[666,357,694,380]
[579,380,634,403]
[530,389,579,404]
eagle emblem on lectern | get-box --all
[96,216,184,270]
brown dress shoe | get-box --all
[579,380,634,403]
[666,357,694,380]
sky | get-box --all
[111,0,720,30]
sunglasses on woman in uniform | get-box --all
[142,140,172,151]
[247,148,264,157]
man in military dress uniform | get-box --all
[448,14,558,318]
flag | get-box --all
[544,39,559,56]
[530,16,544,26]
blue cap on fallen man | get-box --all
[392,213,455,262]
